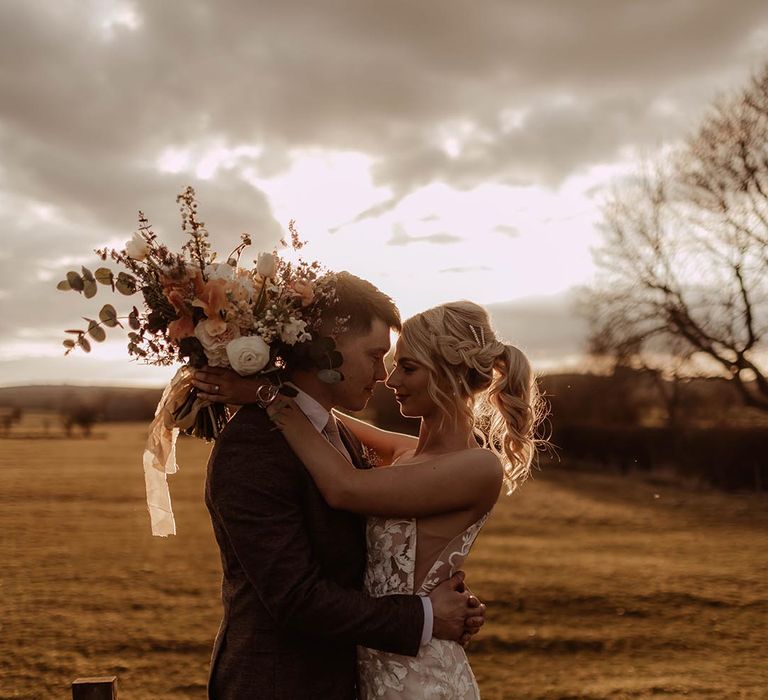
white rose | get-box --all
[256,252,277,278]
[125,232,150,261]
[205,262,236,281]
[280,318,310,346]
[226,335,270,375]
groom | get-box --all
[197,272,485,699]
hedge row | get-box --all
[554,425,767,491]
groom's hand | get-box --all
[429,571,482,644]
[193,366,264,405]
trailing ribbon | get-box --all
[142,366,194,537]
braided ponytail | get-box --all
[400,301,547,493]
[476,343,546,492]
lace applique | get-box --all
[358,513,489,699]
[418,512,490,595]
[362,517,415,597]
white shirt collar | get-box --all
[288,383,330,433]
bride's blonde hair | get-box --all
[399,300,547,492]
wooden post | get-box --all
[72,677,117,700]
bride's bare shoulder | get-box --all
[397,446,501,474]
[390,447,417,466]
[462,448,503,478]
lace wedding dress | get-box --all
[357,512,489,699]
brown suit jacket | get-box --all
[205,404,424,700]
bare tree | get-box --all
[0,407,23,436]
[584,65,768,412]
[61,404,100,438]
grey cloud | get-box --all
[387,225,462,246]
[330,197,401,233]
[3,0,767,199]
[494,224,519,237]
[1,0,767,379]
[440,266,493,273]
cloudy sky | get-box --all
[2,0,767,386]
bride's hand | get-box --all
[266,397,312,438]
[193,366,267,404]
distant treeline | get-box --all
[554,425,767,491]
[362,369,768,492]
[0,385,161,422]
[2,370,766,490]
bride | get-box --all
[266,300,544,699]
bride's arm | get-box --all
[269,399,502,518]
[194,367,419,464]
[334,412,418,465]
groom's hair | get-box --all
[323,271,401,336]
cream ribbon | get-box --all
[142,366,193,537]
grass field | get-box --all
[2,420,767,699]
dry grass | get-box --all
[2,420,767,699]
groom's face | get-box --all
[330,317,391,411]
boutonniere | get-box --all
[361,444,383,469]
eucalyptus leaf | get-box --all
[62,339,76,348]
[317,369,343,384]
[116,272,137,295]
[128,308,140,330]
[57,280,71,291]
[65,329,82,335]
[81,266,95,283]
[327,350,343,368]
[66,271,84,292]
[78,336,92,353]
[99,304,118,327]
[83,279,98,299]
[88,321,106,342]
[95,268,114,285]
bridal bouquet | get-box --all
[58,186,344,535]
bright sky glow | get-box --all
[2,1,767,385]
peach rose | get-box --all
[194,320,240,367]
[291,279,315,306]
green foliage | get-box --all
[87,320,106,342]
[95,267,114,286]
[128,307,141,330]
[115,272,137,295]
[99,304,119,327]
[66,271,84,292]
[317,369,343,384]
[177,336,206,368]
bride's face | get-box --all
[386,339,433,418]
